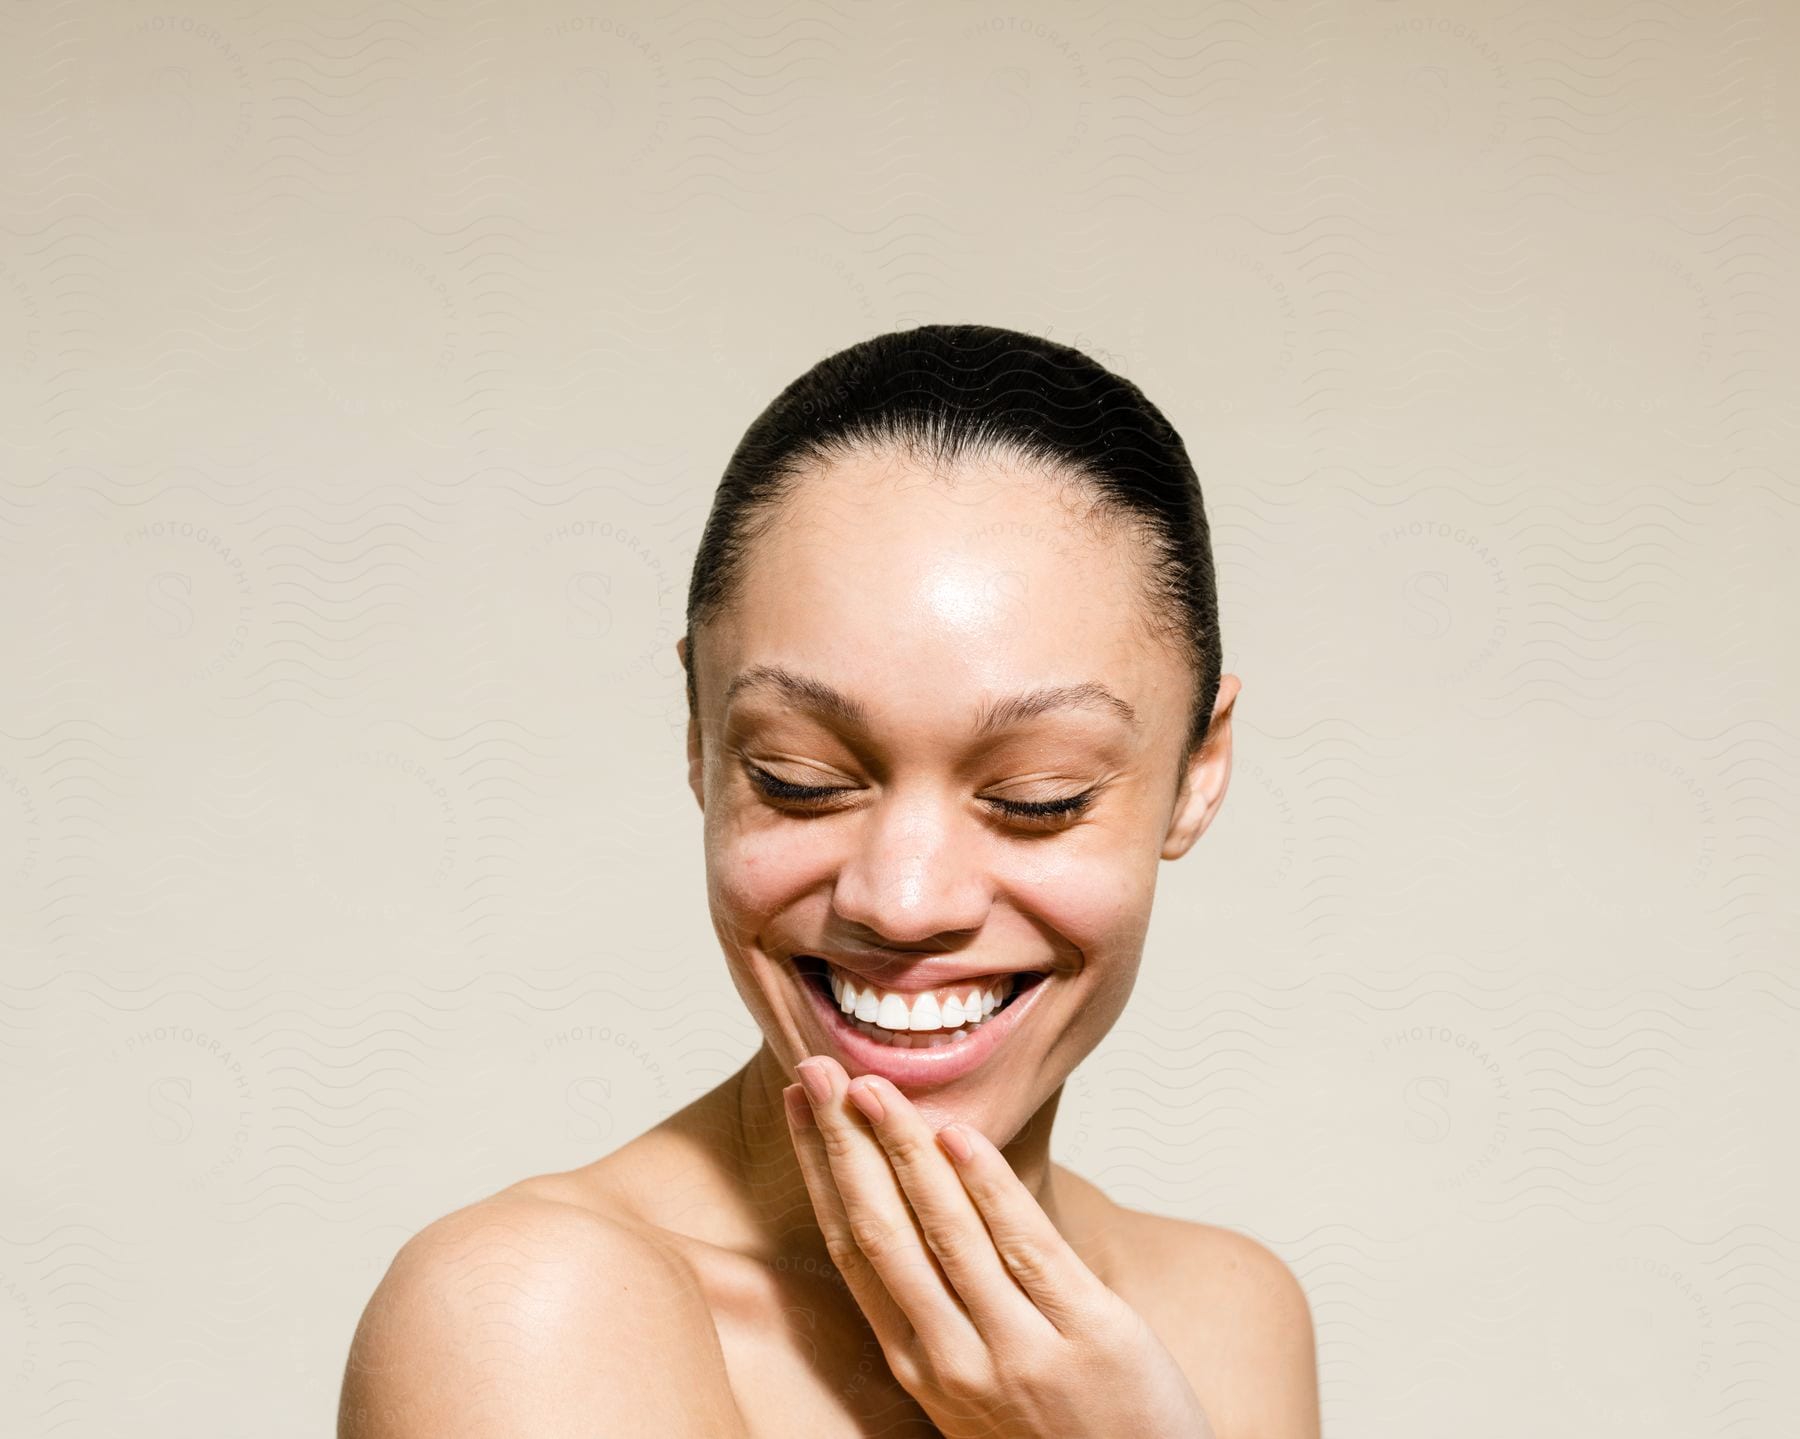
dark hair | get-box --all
[684,323,1223,754]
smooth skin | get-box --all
[338,445,1319,1438]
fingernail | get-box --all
[936,1123,975,1164]
[797,1059,832,1105]
[846,1079,885,1124]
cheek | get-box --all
[705,819,819,932]
[1014,845,1157,951]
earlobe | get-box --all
[1161,673,1240,861]
[1160,750,1208,860]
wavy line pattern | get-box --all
[2,0,1796,1435]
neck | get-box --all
[690,1042,1070,1271]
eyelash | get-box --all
[744,763,1098,827]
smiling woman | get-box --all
[337,324,1321,1438]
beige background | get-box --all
[3,0,1796,1434]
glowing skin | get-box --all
[680,444,1241,1259]
[333,442,1322,1439]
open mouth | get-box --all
[793,955,1048,1050]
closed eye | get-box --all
[744,764,851,806]
[990,790,1098,822]
[743,763,1098,829]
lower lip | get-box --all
[796,961,1055,1089]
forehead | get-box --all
[712,448,1181,732]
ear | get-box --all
[676,635,704,812]
[1162,673,1241,861]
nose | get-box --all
[828,783,992,947]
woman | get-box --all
[338,324,1320,1437]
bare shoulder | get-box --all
[1062,1173,1320,1439]
[337,1183,747,1439]
[1137,1211,1319,1439]
[1142,1209,1315,1323]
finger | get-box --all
[937,1119,1114,1336]
[845,1073,1047,1344]
[797,1058,978,1348]
[782,1081,914,1352]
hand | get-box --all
[786,1055,1217,1439]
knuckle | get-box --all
[997,1235,1054,1289]
[818,1124,861,1162]
[848,1213,895,1259]
[937,1375,1018,1431]
[970,1175,1009,1210]
[921,1345,989,1398]
[887,1345,928,1394]
[821,1229,858,1266]
[823,1231,865,1272]
[922,1222,979,1270]
[882,1131,931,1169]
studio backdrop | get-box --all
[2,0,1795,1434]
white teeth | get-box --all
[821,961,1015,1033]
[845,1013,979,1048]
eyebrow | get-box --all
[723,664,1138,738]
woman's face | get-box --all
[680,445,1236,1136]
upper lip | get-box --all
[793,947,1051,994]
